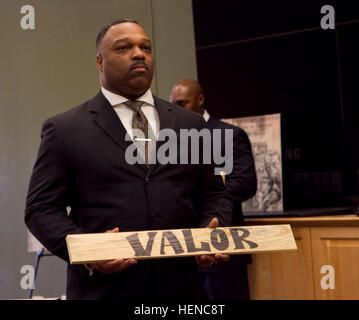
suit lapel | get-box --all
[206,115,216,130]
[147,96,176,176]
[87,91,147,174]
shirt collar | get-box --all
[202,109,210,122]
[101,86,154,107]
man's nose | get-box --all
[132,46,145,60]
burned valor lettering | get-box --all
[126,232,158,256]
[210,229,229,250]
[182,229,210,252]
[125,227,259,258]
[230,228,258,249]
[160,231,185,255]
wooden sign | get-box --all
[66,224,297,264]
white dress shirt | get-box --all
[101,87,160,140]
[202,109,210,122]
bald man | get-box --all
[170,79,257,300]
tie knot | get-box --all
[124,100,145,112]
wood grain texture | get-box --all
[311,226,359,300]
[246,214,359,227]
[66,224,296,264]
[246,216,359,299]
[248,227,315,299]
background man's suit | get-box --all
[25,92,233,300]
[198,115,257,300]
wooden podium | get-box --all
[66,224,296,264]
[246,214,359,300]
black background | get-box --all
[192,0,359,212]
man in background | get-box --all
[170,79,257,300]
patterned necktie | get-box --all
[124,101,156,166]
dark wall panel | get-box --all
[193,0,334,48]
[193,0,359,212]
[196,30,341,121]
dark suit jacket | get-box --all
[24,92,233,300]
[200,115,257,273]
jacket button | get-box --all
[145,177,150,183]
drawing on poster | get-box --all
[222,113,283,212]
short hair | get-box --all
[96,18,139,52]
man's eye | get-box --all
[116,46,129,51]
[142,46,152,52]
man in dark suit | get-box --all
[170,79,257,300]
[25,19,233,300]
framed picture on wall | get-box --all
[222,113,283,213]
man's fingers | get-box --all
[203,256,216,264]
[198,255,211,263]
[93,258,137,274]
[93,259,121,274]
[116,258,137,272]
[93,228,137,274]
[103,258,124,267]
[196,254,217,267]
[206,217,218,229]
[214,253,230,262]
[105,227,119,233]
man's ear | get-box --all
[198,93,205,108]
[96,54,103,72]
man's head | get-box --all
[170,79,205,114]
[96,19,154,100]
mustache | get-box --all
[130,62,149,71]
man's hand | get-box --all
[196,218,230,267]
[89,227,137,274]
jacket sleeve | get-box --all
[25,119,84,262]
[225,127,257,203]
[193,117,233,228]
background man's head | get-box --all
[170,79,205,114]
[96,18,154,100]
